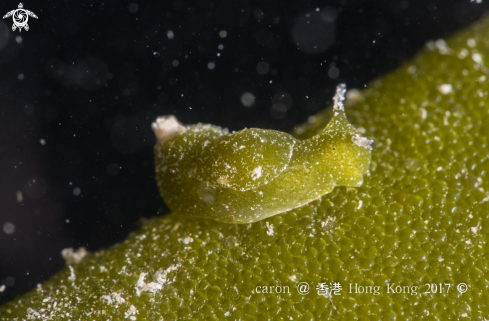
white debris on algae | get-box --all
[124,305,138,320]
[266,222,274,236]
[101,292,126,305]
[61,247,89,264]
[135,264,181,296]
[251,166,262,180]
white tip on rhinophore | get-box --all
[333,83,347,111]
[152,115,186,142]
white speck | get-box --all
[40,139,46,145]
[219,30,227,38]
[266,222,274,236]
[470,224,480,235]
[224,311,230,317]
[251,166,262,180]
[0,285,5,292]
[241,92,255,107]
[207,62,216,70]
[27,308,41,319]
[3,222,15,235]
[438,84,453,94]
[68,266,76,282]
[17,74,24,80]
[419,107,427,120]
[16,191,23,202]
[357,200,363,210]
[135,272,161,296]
[124,305,139,319]
[345,88,364,104]
[155,264,181,286]
[15,35,22,44]
[352,134,373,150]
[167,30,174,39]
[136,234,147,241]
[61,247,89,264]
[435,39,452,55]
[135,264,181,296]
[472,53,483,64]
[171,222,181,232]
[288,275,297,282]
[73,187,81,196]
[179,237,194,244]
[467,38,476,48]
[407,65,417,74]
[102,292,126,305]
[458,48,469,59]
[100,265,108,273]
[321,217,337,235]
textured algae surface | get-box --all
[2,16,489,320]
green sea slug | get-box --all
[153,84,373,223]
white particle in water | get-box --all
[3,222,15,235]
[241,92,255,107]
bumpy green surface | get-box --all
[154,86,372,224]
[2,16,489,320]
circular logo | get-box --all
[457,283,468,294]
[296,282,310,295]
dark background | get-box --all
[0,0,487,305]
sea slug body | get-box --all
[153,84,373,223]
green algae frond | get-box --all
[2,15,489,320]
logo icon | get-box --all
[3,3,38,32]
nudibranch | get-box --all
[153,84,373,223]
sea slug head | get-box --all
[315,84,373,186]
